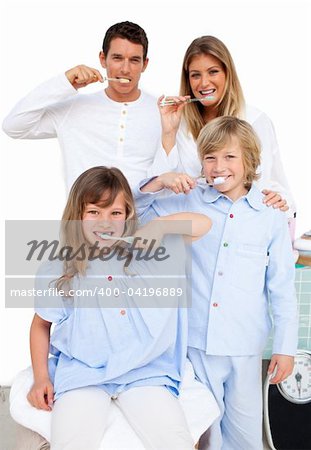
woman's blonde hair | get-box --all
[197,116,261,189]
[180,35,245,139]
[56,166,137,291]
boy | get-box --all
[134,116,298,450]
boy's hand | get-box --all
[27,378,54,411]
[65,65,104,89]
[268,354,294,384]
[157,172,196,194]
[262,190,289,211]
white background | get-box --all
[1,0,310,383]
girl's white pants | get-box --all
[50,385,195,450]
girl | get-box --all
[27,166,212,450]
[150,35,295,218]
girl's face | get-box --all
[188,53,226,108]
[202,136,248,201]
[82,191,127,249]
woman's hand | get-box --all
[27,378,54,411]
[158,95,190,154]
[262,190,289,211]
[158,95,189,133]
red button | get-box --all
[108,276,113,281]
[229,214,234,218]
[212,303,218,307]
[120,309,126,315]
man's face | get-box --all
[99,37,148,102]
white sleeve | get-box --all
[148,124,201,178]
[2,73,78,139]
[147,143,181,177]
[251,112,296,216]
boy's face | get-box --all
[99,37,148,102]
[202,136,248,201]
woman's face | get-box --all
[82,191,127,249]
[188,53,226,108]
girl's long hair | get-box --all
[180,35,245,140]
[56,166,137,292]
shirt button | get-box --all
[108,276,113,281]
[223,242,228,247]
[120,124,125,129]
[212,303,218,307]
[120,137,124,142]
[122,110,127,115]
[229,214,234,218]
[218,271,223,276]
[120,309,126,315]
[124,103,128,106]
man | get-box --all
[2,21,160,190]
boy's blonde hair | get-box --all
[180,35,245,140]
[197,116,261,188]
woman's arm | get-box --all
[158,95,189,154]
[27,313,54,411]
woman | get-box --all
[150,35,295,217]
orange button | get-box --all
[212,303,218,307]
[120,309,126,315]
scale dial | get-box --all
[277,351,311,404]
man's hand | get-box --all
[65,65,104,90]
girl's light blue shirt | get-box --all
[35,235,189,400]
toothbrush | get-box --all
[159,96,214,107]
[103,77,130,84]
[99,233,135,244]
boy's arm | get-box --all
[133,172,196,224]
[266,211,298,382]
[2,73,77,139]
[27,313,54,411]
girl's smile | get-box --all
[82,191,127,249]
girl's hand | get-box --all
[133,220,165,250]
[262,190,289,211]
[267,354,294,384]
[158,95,189,135]
[27,378,54,411]
[157,172,196,194]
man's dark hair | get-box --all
[102,21,148,61]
